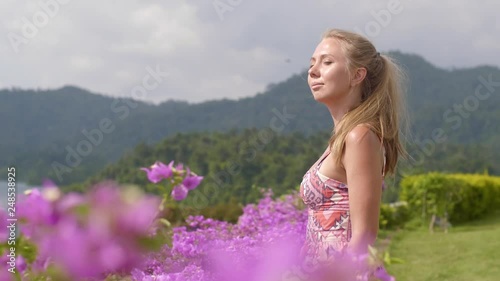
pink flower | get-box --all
[16,182,162,280]
[374,266,396,281]
[183,168,204,191]
[141,161,174,183]
[17,189,57,238]
[171,184,189,201]
[0,210,8,243]
[175,163,184,171]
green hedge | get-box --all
[379,202,410,230]
[400,173,500,224]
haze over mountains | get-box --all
[1,51,499,185]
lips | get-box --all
[311,83,324,90]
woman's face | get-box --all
[308,38,351,102]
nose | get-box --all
[308,62,319,79]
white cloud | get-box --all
[109,3,201,56]
[69,55,102,71]
[0,0,499,103]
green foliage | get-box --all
[379,202,411,230]
[0,235,38,280]
[400,173,500,224]
[64,129,329,207]
[57,125,500,214]
[198,197,244,223]
[447,173,500,222]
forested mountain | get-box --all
[1,51,499,185]
[65,129,496,206]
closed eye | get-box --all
[309,60,333,69]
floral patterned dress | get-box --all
[299,148,385,264]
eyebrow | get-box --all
[310,54,334,63]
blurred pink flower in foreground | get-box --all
[14,181,161,280]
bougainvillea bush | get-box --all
[0,161,394,281]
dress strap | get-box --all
[317,149,331,169]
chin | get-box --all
[312,93,327,103]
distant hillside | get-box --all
[1,51,499,184]
[65,129,496,205]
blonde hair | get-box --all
[322,28,409,176]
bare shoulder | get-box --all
[345,124,381,147]
[343,124,384,177]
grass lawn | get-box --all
[386,210,500,281]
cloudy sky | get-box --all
[1,0,499,103]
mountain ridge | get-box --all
[2,51,499,184]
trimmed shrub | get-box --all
[400,173,500,224]
[379,202,410,230]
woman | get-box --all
[299,29,408,273]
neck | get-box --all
[327,106,349,134]
[325,94,361,134]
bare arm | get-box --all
[343,125,384,255]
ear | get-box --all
[351,67,367,87]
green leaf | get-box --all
[136,235,167,251]
[389,257,405,264]
[159,218,171,228]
